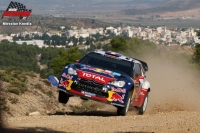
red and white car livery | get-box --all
[57,50,150,116]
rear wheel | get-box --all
[58,91,69,104]
[117,91,132,116]
[138,92,148,115]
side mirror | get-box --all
[76,60,79,63]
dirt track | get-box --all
[2,52,200,133]
[2,110,200,133]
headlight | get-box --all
[109,81,125,87]
[68,68,77,75]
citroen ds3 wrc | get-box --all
[57,50,150,116]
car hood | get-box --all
[71,63,129,84]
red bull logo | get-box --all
[62,73,73,80]
[111,93,125,103]
[111,87,126,93]
[59,80,69,88]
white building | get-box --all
[79,33,89,38]
[127,30,133,38]
[15,40,44,48]
[0,35,13,42]
[66,30,75,37]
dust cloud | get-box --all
[144,52,200,113]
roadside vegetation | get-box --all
[70,100,105,113]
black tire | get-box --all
[138,92,148,115]
[117,91,132,116]
[58,91,69,104]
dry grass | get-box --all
[70,100,105,113]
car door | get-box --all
[130,63,144,107]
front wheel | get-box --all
[117,91,132,116]
[138,92,148,115]
[58,91,69,104]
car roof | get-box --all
[94,50,148,71]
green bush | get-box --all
[34,83,42,89]
[9,97,19,104]
[25,112,29,116]
[22,82,28,91]
[4,67,15,74]
[1,74,15,83]
[46,90,53,97]
[26,71,37,77]
[0,72,4,79]
[8,87,21,95]
[19,87,26,93]
[34,83,45,93]
[10,80,27,93]
[0,80,3,89]
[42,79,52,87]
[0,96,6,105]
[3,105,10,111]
[18,74,28,82]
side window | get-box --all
[140,64,145,77]
[133,63,141,79]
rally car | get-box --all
[57,50,150,116]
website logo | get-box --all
[2,1,32,20]
[2,1,32,26]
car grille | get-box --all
[71,79,108,98]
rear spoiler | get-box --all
[133,58,148,71]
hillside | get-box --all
[122,0,200,15]
[0,71,84,119]
[0,16,115,34]
[0,0,166,14]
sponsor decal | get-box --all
[81,91,96,97]
[112,72,121,76]
[62,73,73,80]
[111,87,126,93]
[59,80,69,88]
[82,67,114,77]
[104,54,120,60]
[107,91,125,103]
[58,80,73,90]
[77,82,99,91]
[111,93,125,103]
[76,70,115,84]
[69,89,108,102]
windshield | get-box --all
[79,52,133,76]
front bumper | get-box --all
[58,79,126,107]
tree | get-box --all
[25,34,30,40]
[50,47,82,77]
[96,43,101,49]
[193,44,200,64]
[79,37,84,44]
[13,36,18,41]
[108,36,127,52]
[33,34,40,39]
[197,30,200,37]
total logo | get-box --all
[76,70,115,84]
[82,72,105,82]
